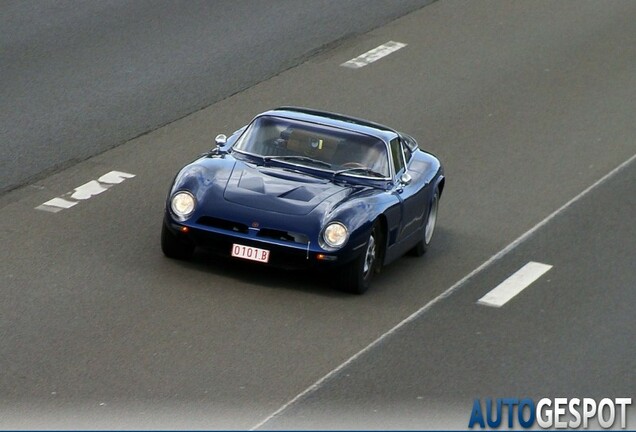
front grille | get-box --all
[197,216,249,234]
[196,216,308,245]
[257,228,309,244]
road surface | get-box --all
[1,0,634,428]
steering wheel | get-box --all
[341,162,367,169]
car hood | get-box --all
[223,162,349,215]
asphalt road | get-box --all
[1,0,634,429]
[262,156,636,430]
[0,0,430,194]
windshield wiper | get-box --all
[263,155,332,169]
[333,167,386,179]
[230,148,257,160]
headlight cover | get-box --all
[170,191,196,220]
[323,222,348,249]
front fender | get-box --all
[320,187,399,255]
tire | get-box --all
[161,222,195,260]
[337,222,382,294]
[412,189,439,257]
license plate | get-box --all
[231,243,270,263]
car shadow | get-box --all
[175,249,352,298]
[162,225,459,298]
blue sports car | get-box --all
[162,107,445,293]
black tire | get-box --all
[412,189,439,257]
[337,222,382,294]
[161,222,195,260]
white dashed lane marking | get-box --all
[477,262,553,308]
[35,171,135,213]
[340,41,407,69]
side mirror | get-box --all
[214,134,227,148]
[400,172,412,185]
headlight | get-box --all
[171,191,195,220]
[323,222,348,249]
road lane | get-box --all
[261,158,636,429]
[0,0,431,194]
[1,0,634,428]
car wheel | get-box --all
[337,222,381,294]
[161,222,195,260]
[412,189,439,257]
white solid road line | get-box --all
[477,262,553,308]
[340,41,407,69]
[250,152,636,430]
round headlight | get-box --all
[323,222,348,248]
[171,191,195,219]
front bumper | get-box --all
[163,215,362,270]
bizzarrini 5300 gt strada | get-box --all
[162,107,445,293]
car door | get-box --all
[392,137,431,243]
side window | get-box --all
[390,138,405,174]
[401,139,413,164]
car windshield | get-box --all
[232,115,390,178]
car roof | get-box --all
[258,106,400,143]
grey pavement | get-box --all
[0,0,634,429]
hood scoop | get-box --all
[277,186,317,202]
[238,173,317,202]
[223,163,346,215]
[238,174,266,194]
